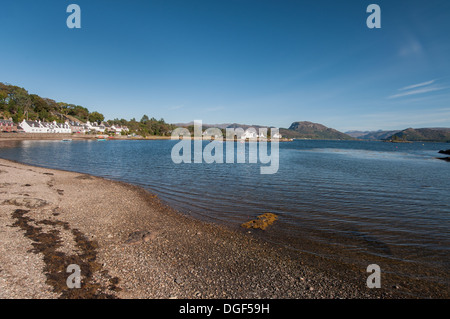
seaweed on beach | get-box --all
[11,209,121,299]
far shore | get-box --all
[0,158,447,299]
[0,132,293,142]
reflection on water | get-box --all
[304,148,431,161]
[1,139,449,288]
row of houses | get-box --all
[70,120,129,134]
[0,119,128,135]
[2,119,282,139]
[0,119,18,132]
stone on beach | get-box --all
[125,230,152,244]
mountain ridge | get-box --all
[346,130,402,140]
[281,121,354,140]
[387,127,450,143]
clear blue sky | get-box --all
[1,0,450,131]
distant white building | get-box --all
[202,129,222,139]
[272,132,282,139]
[85,121,106,133]
[239,129,280,140]
[241,129,259,140]
[110,125,129,135]
[20,120,71,133]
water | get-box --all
[1,139,449,290]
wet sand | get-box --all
[0,158,443,299]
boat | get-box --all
[61,139,72,142]
[96,134,108,141]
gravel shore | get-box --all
[0,158,433,299]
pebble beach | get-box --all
[0,158,444,299]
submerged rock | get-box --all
[75,174,94,180]
[241,213,278,230]
[436,157,450,162]
[438,149,450,155]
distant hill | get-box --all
[346,130,401,140]
[173,121,354,140]
[387,128,450,142]
[345,130,370,138]
[173,122,272,130]
[173,122,231,129]
[225,123,273,130]
[281,121,354,140]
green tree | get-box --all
[140,114,149,123]
[88,111,104,123]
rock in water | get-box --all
[241,213,278,230]
[438,149,450,155]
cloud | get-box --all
[398,39,423,57]
[388,79,448,99]
[398,80,435,91]
[388,86,445,99]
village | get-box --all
[0,118,129,135]
[0,118,287,142]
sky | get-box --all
[1,0,450,131]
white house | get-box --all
[46,121,71,133]
[20,120,46,133]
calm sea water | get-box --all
[1,139,449,288]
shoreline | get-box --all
[0,133,293,142]
[0,133,168,141]
[0,158,445,299]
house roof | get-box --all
[25,120,40,127]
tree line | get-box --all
[108,115,175,136]
[0,82,104,124]
[0,83,175,136]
